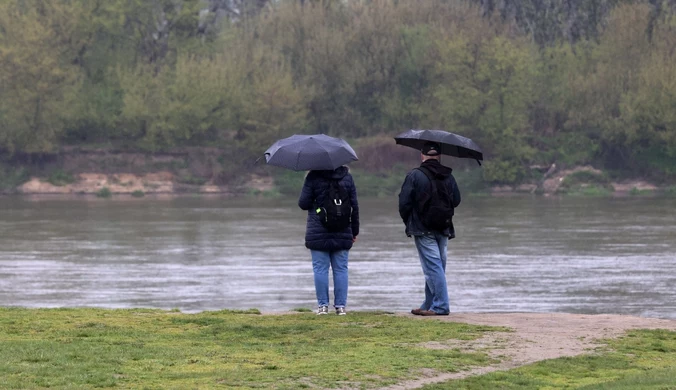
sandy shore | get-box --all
[377,312,676,389]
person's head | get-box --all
[420,141,441,162]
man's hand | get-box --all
[352,236,358,243]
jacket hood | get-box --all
[420,159,453,179]
[317,165,349,180]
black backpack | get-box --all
[317,180,352,231]
[416,167,454,231]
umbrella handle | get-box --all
[476,159,482,166]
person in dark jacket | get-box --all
[298,166,359,315]
[398,141,461,316]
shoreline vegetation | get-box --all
[1,308,675,389]
[1,139,674,198]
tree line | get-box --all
[1,0,675,184]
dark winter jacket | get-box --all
[298,166,360,251]
[398,159,461,237]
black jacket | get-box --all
[398,159,461,237]
[298,166,359,251]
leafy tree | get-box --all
[474,0,634,45]
[563,4,653,171]
[0,1,85,154]
[432,31,537,183]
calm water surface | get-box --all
[1,195,675,318]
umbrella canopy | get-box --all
[394,129,483,164]
[264,134,358,171]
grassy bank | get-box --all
[2,309,676,389]
[0,308,501,389]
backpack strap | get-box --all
[328,180,342,205]
[415,166,454,204]
[415,166,432,180]
[415,167,436,191]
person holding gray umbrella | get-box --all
[264,134,360,315]
[397,137,464,316]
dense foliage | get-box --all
[1,0,676,184]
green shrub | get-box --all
[131,190,145,197]
[47,170,76,186]
[453,168,490,194]
[0,164,30,191]
[96,187,112,198]
[271,170,307,196]
[177,175,208,186]
[482,159,523,184]
[351,166,411,197]
[557,170,614,195]
[629,187,654,196]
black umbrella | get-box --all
[394,129,484,165]
[263,134,358,171]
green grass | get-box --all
[629,187,655,196]
[0,308,502,389]
[422,329,676,389]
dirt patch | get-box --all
[18,172,176,194]
[15,172,273,196]
[611,180,659,194]
[381,312,676,389]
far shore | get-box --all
[3,171,671,198]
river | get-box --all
[1,195,674,318]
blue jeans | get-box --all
[414,233,449,314]
[311,249,349,308]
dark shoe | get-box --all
[419,310,449,316]
[411,308,425,315]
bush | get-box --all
[351,167,410,197]
[47,170,76,186]
[482,159,523,184]
[0,164,30,191]
[271,170,306,196]
[96,187,112,198]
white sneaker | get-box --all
[317,306,329,315]
[335,307,347,316]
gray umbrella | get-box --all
[264,134,358,171]
[394,129,484,165]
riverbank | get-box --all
[1,308,675,389]
[1,146,673,197]
[3,165,672,198]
